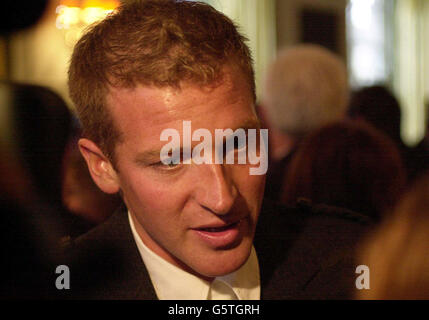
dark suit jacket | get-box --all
[59,199,370,300]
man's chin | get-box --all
[190,242,253,279]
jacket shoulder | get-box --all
[57,207,157,300]
[256,198,372,299]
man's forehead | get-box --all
[106,70,253,127]
[107,63,249,99]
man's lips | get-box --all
[192,221,240,232]
[191,219,245,248]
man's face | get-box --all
[106,65,265,279]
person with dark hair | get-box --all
[348,85,429,184]
[62,0,369,300]
[0,82,101,240]
[281,120,406,221]
[0,82,72,207]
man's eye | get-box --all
[224,138,246,154]
[165,162,179,168]
[153,161,181,170]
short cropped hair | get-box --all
[262,44,349,137]
[68,0,254,161]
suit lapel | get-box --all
[86,206,158,299]
[255,199,318,299]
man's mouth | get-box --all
[196,221,239,233]
[191,220,244,248]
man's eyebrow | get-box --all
[135,146,187,164]
[134,118,260,164]
[135,150,162,164]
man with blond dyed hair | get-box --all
[63,0,367,300]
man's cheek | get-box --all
[241,174,265,196]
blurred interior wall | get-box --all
[276,0,347,60]
[206,0,277,101]
[346,0,395,89]
[394,0,429,145]
[7,0,72,107]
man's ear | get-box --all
[78,138,120,194]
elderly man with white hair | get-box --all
[260,44,349,201]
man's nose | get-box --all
[194,164,237,215]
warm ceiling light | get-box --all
[56,0,120,29]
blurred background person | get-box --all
[0,82,98,239]
[0,82,118,298]
[260,44,349,201]
[0,0,62,298]
[0,1,120,298]
[348,85,429,185]
[356,170,429,299]
[1,82,72,208]
[281,120,406,222]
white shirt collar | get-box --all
[128,211,260,300]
